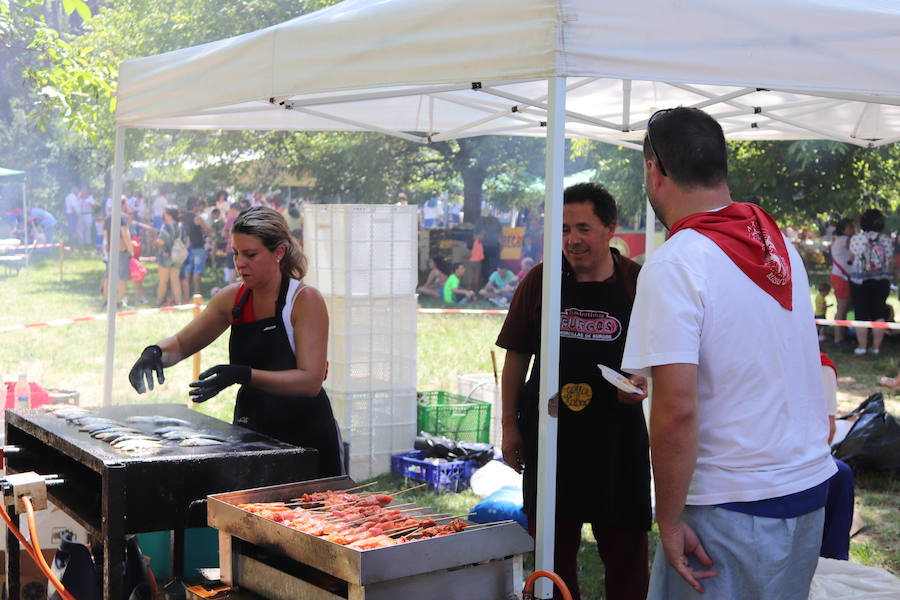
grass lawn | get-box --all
[0,251,897,598]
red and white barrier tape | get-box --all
[0,303,203,333]
[5,242,60,250]
[62,245,99,255]
[1,307,894,333]
[4,243,96,255]
[5,244,156,261]
[417,308,508,315]
[814,318,900,330]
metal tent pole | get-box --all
[102,126,126,407]
[534,75,565,599]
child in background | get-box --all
[443,263,476,304]
[517,256,535,280]
[467,231,485,291]
[417,258,449,299]
[815,282,833,341]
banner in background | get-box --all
[500,226,525,259]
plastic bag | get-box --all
[832,393,900,474]
[50,531,100,600]
[809,557,900,599]
[124,534,155,600]
[470,486,528,530]
[129,257,148,282]
[469,459,523,498]
[413,431,494,465]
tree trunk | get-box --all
[461,166,486,224]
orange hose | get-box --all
[0,495,42,565]
[522,569,573,600]
[21,496,76,600]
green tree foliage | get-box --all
[729,141,900,225]
[25,0,336,144]
[569,139,646,229]
[0,0,99,207]
[572,138,900,229]
[432,137,545,222]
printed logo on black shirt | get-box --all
[560,308,622,341]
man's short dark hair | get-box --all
[859,208,885,233]
[563,182,617,226]
[643,107,728,188]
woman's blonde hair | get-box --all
[232,206,306,279]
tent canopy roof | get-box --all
[116,0,900,147]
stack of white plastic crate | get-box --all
[303,204,418,479]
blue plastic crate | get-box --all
[390,450,478,493]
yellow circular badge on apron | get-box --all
[561,382,592,412]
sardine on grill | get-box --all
[179,437,225,447]
[126,416,192,426]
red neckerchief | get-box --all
[820,353,837,377]
[668,203,793,310]
[231,284,255,324]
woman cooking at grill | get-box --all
[127,206,344,476]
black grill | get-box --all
[4,403,319,600]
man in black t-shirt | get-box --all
[496,183,650,600]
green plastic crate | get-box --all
[417,390,491,443]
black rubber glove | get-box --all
[189,364,251,403]
[129,345,164,393]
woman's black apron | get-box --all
[230,277,344,477]
[520,258,651,530]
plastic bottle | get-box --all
[14,373,31,410]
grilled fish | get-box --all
[80,422,129,434]
[114,439,165,452]
[179,437,224,447]
[126,416,192,427]
[108,432,160,443]
[160,429,223,442]
[110,435,163,449]
[92,428,142,440]
[76,418,122,431]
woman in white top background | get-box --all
[848,209,894,355]
[829,218,855,344]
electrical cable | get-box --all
[0,495,42,565]
[21,495,76,600]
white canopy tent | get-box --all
[111,0,900,594]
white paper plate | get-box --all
[597,364,643,395]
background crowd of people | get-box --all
[815,208,896,355]
[49,187,307,308]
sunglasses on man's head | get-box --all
[645,108,673,177]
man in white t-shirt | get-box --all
[622,107,836,599]
[64,186,81,245]
[422,196,442,228]
[152,193,169,230]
